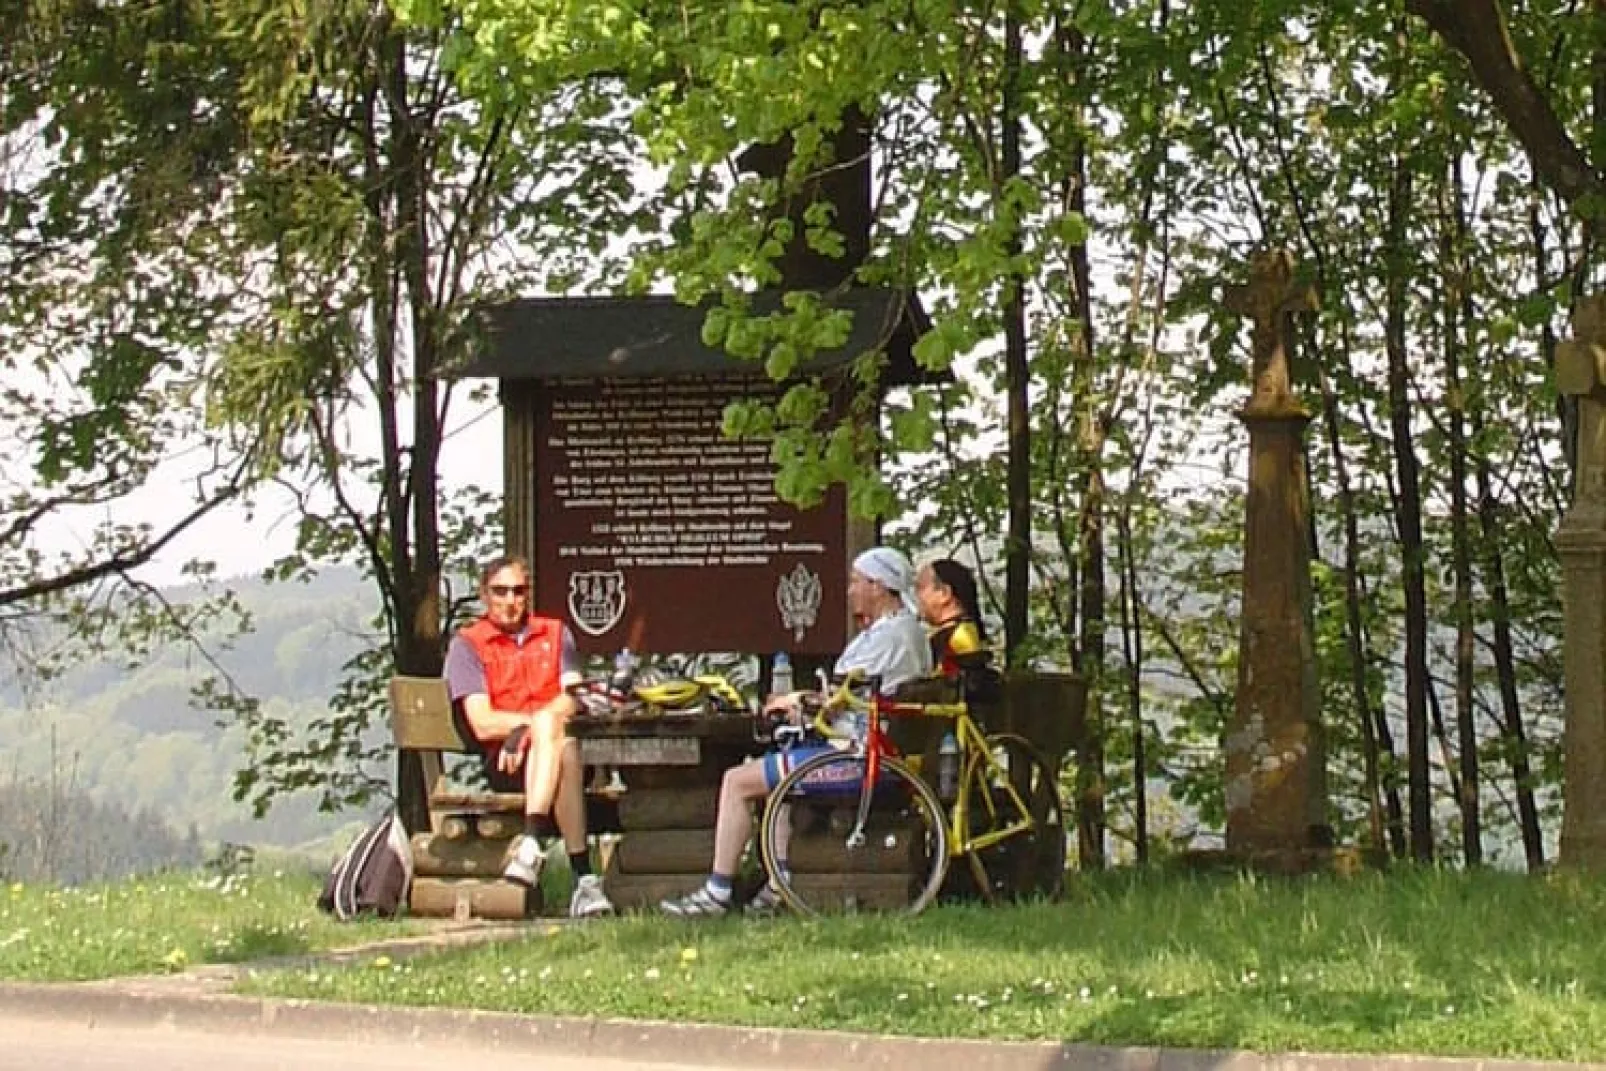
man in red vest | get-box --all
[443,555,613,917]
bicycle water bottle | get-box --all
[771,652,794,695]
[937,731,960,800]
[609,648,637,701]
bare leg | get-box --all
[552,737,587,855]
[711,759,769,876]
[523,707,567,816]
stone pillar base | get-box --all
[1176,845,1387,878]
[1558,523,1606,870]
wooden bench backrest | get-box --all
[389,676,526,835]
[388,676,476,753]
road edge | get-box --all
[0,980,1591,1071]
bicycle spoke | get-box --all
[759,751,949,916]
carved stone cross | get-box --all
[1557,295,1606,530]
[1222,248,1326,862]
[1224,249,1319,417]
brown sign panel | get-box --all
[534,375,847,656]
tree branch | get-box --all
[1409,0,1604,210]
[0,479,244,609]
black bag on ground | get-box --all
[318,810,413,920]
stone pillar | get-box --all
[1557,296,1606,869]
[1222,250,1328,857]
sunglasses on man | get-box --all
[487,584,529,597]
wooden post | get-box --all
[1557,295,1606,869]
[1222,250,1328,858]
[501,379,539,561]
[738,108,876,688]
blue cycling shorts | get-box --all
[762,744,861,793]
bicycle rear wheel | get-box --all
[758,750,949,917]
[957,732,1067,902]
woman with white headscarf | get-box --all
[828,546,930,696]
[660,546,932,919]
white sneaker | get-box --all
[745,882,786,917]
[659,885,731,918]
[503,834,546,888]
[569,874,615,918]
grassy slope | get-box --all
[242,867,1606,1062]
[5,865,1603,1061]
[0,868,419,980]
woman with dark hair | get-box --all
[915,558,989,674]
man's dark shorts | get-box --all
[484,757,522,794]
[452,702,524,793]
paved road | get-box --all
[0,1015,773,1071]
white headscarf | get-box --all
[852,547,918,616]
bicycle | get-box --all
[755,664,1067,916]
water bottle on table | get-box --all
[770,651,793,696]
[609,648,637,705]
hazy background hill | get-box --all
[1,568,382,881]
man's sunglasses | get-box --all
[487,584,529,597]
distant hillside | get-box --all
[0,779,204,885]
[0,568,384,851]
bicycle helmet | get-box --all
[633,671,706,708]
[693,674,752,715]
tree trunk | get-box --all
[1001,1,1030,667]
[1463,269,1546,870]
[1383,152,1433,861]
[1056,15,1107,870]
[1117,506,1147,864]
[1468,430,1546,869]
[1456,153,1551,873]
[1443,157,1482,865]
[1311,318,1400,856]
[381,19,445,832]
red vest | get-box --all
[460,614,565,716]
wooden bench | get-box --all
[388,676,537,920]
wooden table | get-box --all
[568,710,762,910]
[570,709,935,912]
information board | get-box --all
[534,375,848,655]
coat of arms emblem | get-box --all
[776,564,822,642]
[568,570,627,636]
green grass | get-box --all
[240,867,1606,1062]
[0,868,422,980]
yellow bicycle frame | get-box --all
[810,673,1042,864]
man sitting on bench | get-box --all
[443,554,614,918]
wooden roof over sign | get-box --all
[453,287,940,385]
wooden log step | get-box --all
[601,870,709,913]
[475,814,523,840]
[786,828,926,874]
[429,791,525,813]
[409,876,530,921]
[786,872,915,913]
[410,833,510,879]
[612,828,715,875]
[616,787,719,831]
[784,802,931,839]
[620,762,735,791]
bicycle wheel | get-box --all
[758,750,949,917]
[957,733,1067,902]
